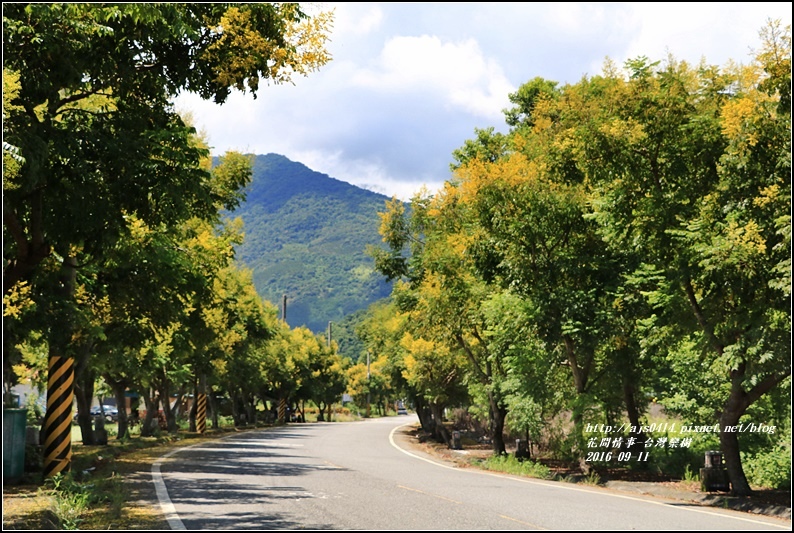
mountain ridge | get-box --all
[227,153,393,336]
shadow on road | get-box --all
[160,426,348,529]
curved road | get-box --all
[153,415,790,530]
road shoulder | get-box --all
[389,420,792,523]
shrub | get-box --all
[741,443,791,490]
[480,454,551,480]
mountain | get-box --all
[227,153,393,335]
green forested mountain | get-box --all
[227,154,393,337]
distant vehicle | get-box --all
[91,405,119,422]
[74,405,119,423]
[397,407,408,415]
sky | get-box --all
[175,2,792,200]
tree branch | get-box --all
[54,88,112,111]
[455,333,488,384]
[682,277,724,355]
[745,369,792,408]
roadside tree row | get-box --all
[367,21,790,496]
[3,4,335,470]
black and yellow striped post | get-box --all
[196,393,207,433]
[278,398,287,424]
[42,355,74,478]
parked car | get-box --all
[73,405,119,423]
[92,405,119,422]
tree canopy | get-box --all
[369,20,790,495]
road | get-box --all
[153,415,790,530]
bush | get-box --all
[24,443,43,472]
[741,443,791,490]
[480,454,551,479]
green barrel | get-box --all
[3,408,27,483]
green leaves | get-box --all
[364,21,790,476]
[3,4,333,295]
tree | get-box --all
[424,22,789,488]
[306,341,349,422]
[373,190,514,453]
[204,265,276,428]
[3,3,332,473]
[3,1,332,318]
[400,331,468,444]
[534,22,791,494]
[59,149,253,439]
[447,146,628,457]
[345,352,394,418]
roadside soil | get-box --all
[3,430,223,530]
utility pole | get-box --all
[327,321,332,347]
[278,294,287,424]
[366,350,371,418]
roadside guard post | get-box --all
[515,439,530,461]
[451,431,462,450]
[700,451,730,492]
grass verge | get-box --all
[477,454,552,480]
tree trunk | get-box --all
[74,369,96,445]
[720,367,752,496]
[158,381,177,432]
[42,252,79,477]
[622,376,646,453]
[489,395,507,455]
[430,402,450,445]
[111,380,130,440]
[189,378,198,432]
[413,396,433,433]
[208,392,220,429]
[248,395,258,424]
[720,411,751,496]
[140,390,158,437]
[232,390,244,426]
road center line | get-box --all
[397,484,462,504]
[499,513,547,530]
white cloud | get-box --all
[618,3,792,69]
[327,3,383,37]
[351,35,514,120]
[174,3,793,205]
[546,3,615,34]
[288,148,444,201]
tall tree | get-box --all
[3,4,331,473]
[373,190,513,453]
[539,22,791,494]
[3,1,332,315]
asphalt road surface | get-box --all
[153,415,790,530]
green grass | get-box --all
[478,454,551,479]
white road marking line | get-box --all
[152,431,243,530]
[388,422,791,530]
[152,447,188,530]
